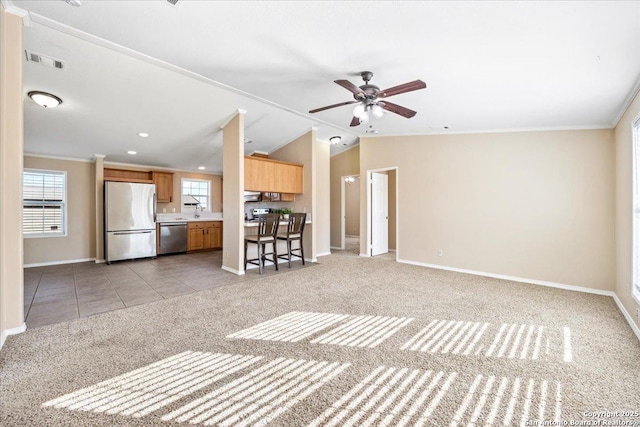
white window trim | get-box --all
[181,178,211,213]
[23,168,68,239]
[632,114,640,305]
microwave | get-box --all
[243,191,262,202]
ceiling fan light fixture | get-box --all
[329,136,342,145]
[28,91,62,108]
[359,113,370,124]
[353,104,366,119]
[371,104,384,118]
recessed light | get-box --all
[138,132,149,138]
[198,166,205,170]
[28,91,62,108]
[127,151,137,155]
[244,138,253,144]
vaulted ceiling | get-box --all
[8,0,640,173]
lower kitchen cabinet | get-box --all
[187,221,222,252]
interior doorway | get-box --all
[341,175,360,253]
[366,167,397,258]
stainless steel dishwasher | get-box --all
[159,222,187,255]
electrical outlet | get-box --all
[438,249,443,257]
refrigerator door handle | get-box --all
[153,192,157,222]
[113,230,153,235]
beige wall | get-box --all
[315,135,331,255]
[360,130,615,291]
[24,157,96,266]
[387,169,397,250]
[94,155,104,261]
[222,112,244,274]
[615,90,640,332]
[271,129,331,259]
[102,164,223,214]
[330,145,360,247]
[345,178,360,236]
[0,5,25,342]
[157,171,223,213]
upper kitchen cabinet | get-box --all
[244,156,303,193]
[152,171,174,203]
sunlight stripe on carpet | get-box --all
[162,357,350,426]
[401,320,573,362]
[42,351,263,418]
[308,366,457,427]
[310,315,414,348]
[226,311,349,342]
[450,375,561,427]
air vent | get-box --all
[25,51,64,70]
[165,0,181,6]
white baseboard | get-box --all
[397,258,614,296]
[95,259,106,264]
[359,253,370,257]
[316,252,331,258]
[24,258,95,268]
[0,323,27,351]
[612,294,640,342]
[221,265,245,275]
[330,246,343,250]
[396,258,640,343]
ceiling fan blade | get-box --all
[350,116,361,127]
[377,80,426,98]
[335,80,366,100]
[380,101,417,118]
[309,100,358,114]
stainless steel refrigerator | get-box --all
[105,181,157,263]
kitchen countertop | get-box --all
[157,217,223,223]
[244,219,311,227]
[156,212,223,223]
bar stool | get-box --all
[277,212,306,267]
[244,213,280,274]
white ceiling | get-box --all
[8,0,640,173]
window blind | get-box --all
[23,170,66,236]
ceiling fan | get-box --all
[309,71,426,127]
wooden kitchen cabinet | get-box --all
[152,171,174,203]
[204,221,222,249]
[244,156,303,193]
[187,223,205,251]
[188,221,222,252]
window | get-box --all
[23,169,66,237]
[182,179,210,212]
[633,117,640,303]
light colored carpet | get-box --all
[1,250,639,426]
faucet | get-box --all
[194,204,202,219]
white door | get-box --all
[371,172,389,256]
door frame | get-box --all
[364,166,398,260]
[340,174,359,250]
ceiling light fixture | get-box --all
[138,132,149,138]
[65,0,82,6]
[329,136,342,145]
[353,102,385,124]
[198,166,205,170]
[28,91,62,108]
[127,150,137,155]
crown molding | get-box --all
[1,1,31,26]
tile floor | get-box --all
[24,251,311,329]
